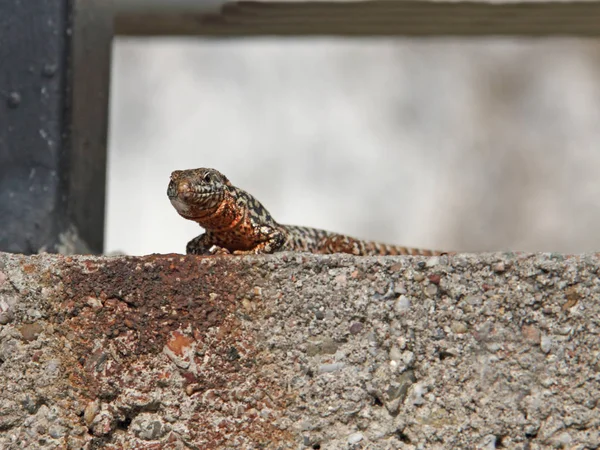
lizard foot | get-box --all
[209,245,232,255]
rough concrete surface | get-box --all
[0,251,598,449]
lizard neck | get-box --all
[192,188,247,232]
[185,184,278,233]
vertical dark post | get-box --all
[0,0,113,254]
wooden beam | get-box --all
[115,0,600,37]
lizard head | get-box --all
[168,168,231,219]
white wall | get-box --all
[106,38,600,255]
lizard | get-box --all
[167,167,451,257]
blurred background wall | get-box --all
[106,38,600,256]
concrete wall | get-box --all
[0,251,598,448]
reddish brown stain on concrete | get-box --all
[19,322,44,341]
[54,255,255,354]
[21,263,36,274]
[166,331,194,356]
[44,254,292,448]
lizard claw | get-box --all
[209,245,231,255]
[231,249,257,255]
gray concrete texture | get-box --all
[107,39,600,257]
[0,251,598,448]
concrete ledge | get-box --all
[0,251,598,448]
[115,0,600,37]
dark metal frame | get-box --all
[0,0,113,254]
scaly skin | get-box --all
[167,168,451,256]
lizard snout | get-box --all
[168,178,194,200]
[167,179,179,199]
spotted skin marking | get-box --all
[167,168,452,256]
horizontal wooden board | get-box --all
[115,0,600,37]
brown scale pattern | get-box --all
[168,168,451,256]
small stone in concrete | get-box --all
[394,295,411,312]
[319,363,345,373]
[389,346,402,362]
[425,284,438,297]
[411,384,425,405]
[133,416,168,441]
[0,308,14,324]
[466,295,482,306]
[451,321,468,334]
[522,325,541,344]
[479,434,497,449]
[540,335,552,353]
[401,351,414,366]
[347,432,363,444]
[84,401,99,426]
[493,262,506,273]
[425,257,440,268]
[320,338,338,355]
[432,327,446,340]
[349,322,363,334]
[21,395,43,414]
[554,432,573,447]
[393,283,406,295]
[49,425,66,438]
[19,323,43,341]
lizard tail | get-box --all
[317,234,451,256]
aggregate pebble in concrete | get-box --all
[0,251,598,449]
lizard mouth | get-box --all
[167,179,224,217]
[168,179,214,201]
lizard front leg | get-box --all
[186,232,230,255]
[232,226,286,255]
